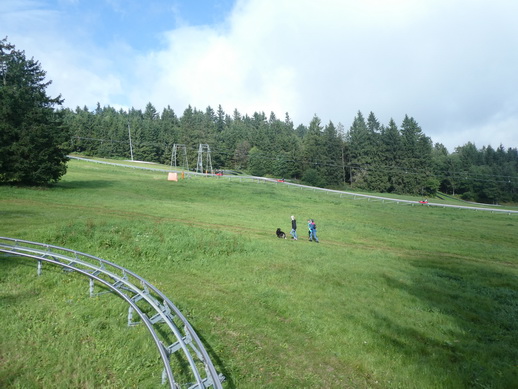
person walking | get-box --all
[290,215,298,240]
[309,219,319,243]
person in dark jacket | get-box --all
[290,215,298,240]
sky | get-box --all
[2,0,518,152]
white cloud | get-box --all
[1,1,126,109]
[2,0,518,150]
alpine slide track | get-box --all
[0,237,225,389]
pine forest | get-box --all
[64,102,518,204]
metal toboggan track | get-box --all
[0,237,225,389]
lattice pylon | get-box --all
[196,144,213,174]
[171,144,188,170]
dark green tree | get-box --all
[346,111,372,187]
[160,105,180,164]
[137,102,162,162]
[432,143,453,194]
[454,142,481,198]
[380,118,402,192]
[302,115,324,185]
[221,110,249,168]
[65,106,97,155]
[362,112,385,191]
[0,38,69,185]
[248,146,270,176]
[399,115,435,195]
[321,121,343,185]
[216,104,226,133]
[301,168,325,187]
[233,140,251,170]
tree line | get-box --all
[1,38,517,203]
[62,103,518,203]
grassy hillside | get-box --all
[1,159,517,388]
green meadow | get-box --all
[1,159,517,388]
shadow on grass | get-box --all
[0,180,114,190]
[0,256,43,305]
[57,180,114,190]
[0,210,38,219]
[153,321,233,388]
[375,255,518,387]
[189,322,235,389]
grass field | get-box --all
[1,158,517,388]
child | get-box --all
[309,219,319,243]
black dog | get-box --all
[276,228,287,239]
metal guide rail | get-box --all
[70,156,518,215]
[0,237,224,389]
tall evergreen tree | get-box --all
[216,104,226,133]
[301,115,326,187]
[380,119,402,192]
[346,111,372,187]
[399,115,435,194]
[321,121,343,185]
[0,38,70,185]
[160,106,180,164]
[362,112,385,191]
[138,102,161,161]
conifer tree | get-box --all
[321,121,343,185]
[301,115,326,187]
[380,118,402,192]
[399,115,435,194]
[0,38,69,185]
[346,111,371,187]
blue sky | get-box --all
[48,0,235,50]
[2,0,518,151]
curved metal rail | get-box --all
[0,237,224,389]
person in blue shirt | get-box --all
[309,219,319,243]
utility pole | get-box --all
[0,40,14,86]
[128,122,134,161]
[341,145,346,185]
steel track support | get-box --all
[0,237,225,389]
